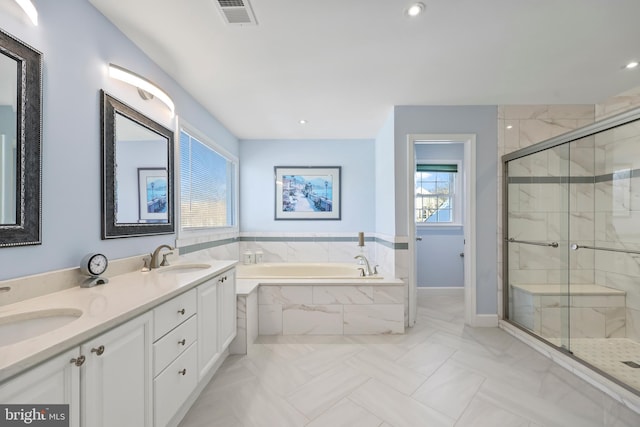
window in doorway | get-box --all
[415,163,458,224]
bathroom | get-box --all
[1,0,640,425]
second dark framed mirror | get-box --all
[101,90,174,239]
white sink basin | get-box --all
[156,263,211,274]
[0,309,83,347]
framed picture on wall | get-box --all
[138,168,168,222]
[274,166,341,220]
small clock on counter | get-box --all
[80,253,109,288]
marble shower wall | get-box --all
[593,117,640,340]
[497,105,596,318]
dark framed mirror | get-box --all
[0,29,42,247]
[100,91,174,239]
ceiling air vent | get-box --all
[215,0,258,25]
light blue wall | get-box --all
[239,139,375,232]
[417,227,464,287]
[415,143,465,287]
[0,0,238,280]
[393,106,498,314]
[375,110,395,235]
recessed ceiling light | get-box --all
[299,119,307,125]
[407,2,425,17]
[625,61,639,69]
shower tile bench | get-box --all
[510,283,626,340]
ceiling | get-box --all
[88,0,640,140]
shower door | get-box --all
[505,144,571,350]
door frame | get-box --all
[407,134,477,326]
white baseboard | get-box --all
[472,314,499,327]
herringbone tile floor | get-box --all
[179,292,640,426]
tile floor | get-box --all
[179,292,640,426]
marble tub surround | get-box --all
[0,258,236,382]
[238,232,408,278]
[257,282,404,336]
[237,262,383,279]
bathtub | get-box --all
[232,262,404,338]
[236,262,383,279]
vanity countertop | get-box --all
[0,259,236,383]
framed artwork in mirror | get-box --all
[0,29,42,247]
[101,90,174,238]
[138,167,168,222]
[274,166,341,220]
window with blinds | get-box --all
[415,164,457,223]
[180,130,236,229]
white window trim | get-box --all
[415,158,463,227]
[175,117,239,247]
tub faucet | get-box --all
[151,244,174,269]
[354,255,376,276]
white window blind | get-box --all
[180,130,236,229]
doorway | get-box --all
[407,134,477,327]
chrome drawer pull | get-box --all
[91,345,105,356]
[178,339,186,346]
[70,355,85,367]
[179,369,187,376]
[177,308,185,315]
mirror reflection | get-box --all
[0,28,41,248]
[0,52,17,225]
[115,113,169,224]
[101,91,174,239]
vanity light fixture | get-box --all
[407,2,425,17]
[14,0,38,25]
[506,125,513,129]
[108,63,175,116]
[299,119,307,125]
[625,61,639,69]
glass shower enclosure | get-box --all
[503,107,640,395]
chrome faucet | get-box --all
[354,255,377,276]
[150,244,174,269]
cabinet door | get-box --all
[219,269,237,351]
[0,347,80,427]
[197,277,219,380]
[81,312,153,427]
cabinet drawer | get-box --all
[154,314,197,376]
[154,289,197,340]
[153,343,198,427]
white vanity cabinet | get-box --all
[81,312,153,427]
[153,288,198,427]
[197,268,236,380]
[0,313,152,427]
[0,347,81,427]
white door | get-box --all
[0,347,80,427]
[81,312,153,427]
[197,277,220,379]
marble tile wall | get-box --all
[595,85,640,120]
[257,284,405,335]
[592,115,640,340]
[500,98,640,344]
[498,104,596,320]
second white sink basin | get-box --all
[156,263,211,274]
[0,309,83,347]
